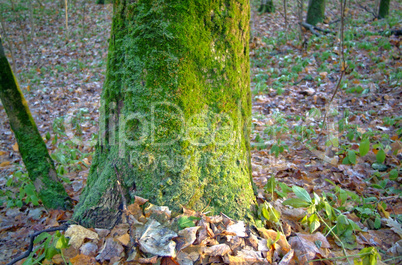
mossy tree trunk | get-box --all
[73,0,256,228]
[378,0,390,19]
[0,38,70,210]
[258,0,275,13]
[306,0,326,26]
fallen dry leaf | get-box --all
[177,226,200,250]
[0,161,11,167]
[139,219,177,257]
[203,244,231,256]
[70,254,99,265]
[116,233,130,246]
[256,228,290,255]
[65,225,99,249]
[96,237,124,262]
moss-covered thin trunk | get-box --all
[378,0,390,19]
[74,0,256,228]
[0,38,70,209]
[306,0,326,26]
[258,0,275,13]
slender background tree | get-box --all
[259,0,275,13]
[0,37,70,210]
[306,0,326,26]
[378,0,390,18]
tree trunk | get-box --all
[306,0,326,26]
[259,0,275,13]
[0,38,70,210]
[378,0,390,19]
[73,0,255,228]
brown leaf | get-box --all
[161,257,180,265]
[0,161,11,167]
[116,233,130,246]
[296,232,331,248]
[70,254,99,265]
[12,142,18,152]
[65,225,99,249]
[96,237,124,262]
[203,244,231,256]
[177,226,200,250]
[256,228,290,255]
[138,256,158,264]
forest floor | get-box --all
[0,0,401,264]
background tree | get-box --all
[378,0,390,18]
[73,0,256,228]
[0,37,70,210]
[259,0,275,13]
[306,0,326,26]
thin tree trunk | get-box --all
[259,0,275,13]
[306,0,326,26]
[284,0,288,39]
[0,15,17,80]
[298,0,303,41]
[378,0,390,18]
[74,0,255,228]
[0,37,71,210]
[29,0,35,39]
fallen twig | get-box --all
[355,3,378,19]
[301,22,335,37]
[301,22,322,37]
[6,223,69,265]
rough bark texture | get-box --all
[73,0,255,228]
[0,38,70,209]
[258,0,275,13]
[379,0,390,18]
[306,0,326,26]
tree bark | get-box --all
[378,0,390,19]
[259,0,275,13]
[73,0,256,228]
[0,38,70,209]
[306,0,326,26]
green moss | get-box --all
[74,0,255,227]
[306,0,326,26]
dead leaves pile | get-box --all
[24,196,339,265]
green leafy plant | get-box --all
[354,247,381,265]
[178,216,200,229]
[0,170,40,208]
[283,184,361,252]
[23,231,70,265]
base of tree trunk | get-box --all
[306,0,326,26]
[378,0,390,19]
[258,0,275,13]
